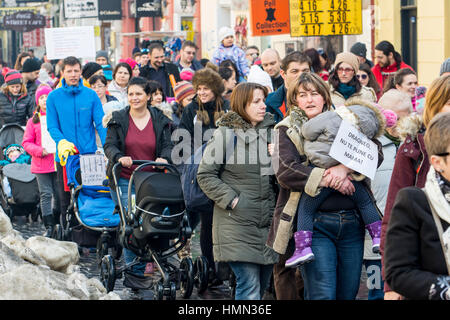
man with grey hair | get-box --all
[362,88,413,300]
[261,48,284,91]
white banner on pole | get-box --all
[80,154,106,186]
[44,26,95,60]
[329,120,378,180]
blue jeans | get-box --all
[228,262,273,300]
[299,209,365,300]
[110,177,145,276]
[363,259,384,300]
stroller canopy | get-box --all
[0,124,24,154]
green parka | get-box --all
[197,111,279,265]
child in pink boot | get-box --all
[285,101,396,268]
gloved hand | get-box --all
[57,139,77,166]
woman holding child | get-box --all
[267,72,384,300]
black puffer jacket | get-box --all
[103,105,174,188]
[0,90,35,126]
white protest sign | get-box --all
[40,116,56,154]
[79,154,106,186]
[329,120,378,180]
[45,26,95,60]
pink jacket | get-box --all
[22,115,56,174]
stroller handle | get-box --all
[112,160,178,180]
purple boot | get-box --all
[285,231,315,268]
[366,221,382,254]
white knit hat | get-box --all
[218,26,234,43]
[247,65,273,92]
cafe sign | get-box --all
[3,11,46,32]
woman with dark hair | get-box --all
[357,63,382,101]
[220,59,241,84]
[103,76,173,287]
[372,40,414,89]
[329,52,377,106]
[304,48,329,81]
[218,66,236,101]
[107,62,132,105]
[176,67,230,287]
[89,75,118,105]
[383,68,425,112]
[197,82,278,300]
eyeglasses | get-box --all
[356,74,368,80]
[141,48,149,53]
[337,67,354,74]
[91,85,106,89]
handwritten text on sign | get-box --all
[289,0,362,37]
[80,154,106,186]
[329,120,378,180]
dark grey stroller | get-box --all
[100,160,195,300]
[0,123,40,220]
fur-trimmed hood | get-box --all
[344,98,386,139]
[396,112,423,142]
[216,110,275,131]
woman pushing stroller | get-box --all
[103,76,174,286]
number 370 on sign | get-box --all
[289,0,362,37]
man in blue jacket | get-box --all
[46,56,107,224]
[265,51,312,124]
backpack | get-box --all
[181,135,237,215]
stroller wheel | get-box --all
[167,282,177,300]
[96,238,109,266]
[179,257,194,299]
[154,282,164,300]
[100,255,116,293]
[193,256,209,294]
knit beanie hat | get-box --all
[440,58,450,76]
[35,85,52,105]
[96,50,109,62]
[82,62,103,80]
[4,70,22,85]
[180,67,195,82]
[334,52,360,73]
[174,81,195,104]
[119,58,138,70]
[247,65,273,92]
[22,58,41,73]
[102,64,113,81]
[350,42,367,58]
[218,26,234,43]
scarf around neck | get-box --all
[424,166,450,224]
[337,83,356,100]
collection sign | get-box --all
[329,120,378,180]
[289,0,362,37]
[250,0,290,36]
[3,11,46,32]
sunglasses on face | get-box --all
[337,67,354,74]
[436,152,450,157]
[356,74,368,80]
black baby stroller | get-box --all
[100,160,200,300]
[54,154,122,265]
[0,123,40,220]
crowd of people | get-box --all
[0,27,450,301]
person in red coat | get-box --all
[381,74,450,300]
[372,41,414,90]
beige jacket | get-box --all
[330,85,377,106]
